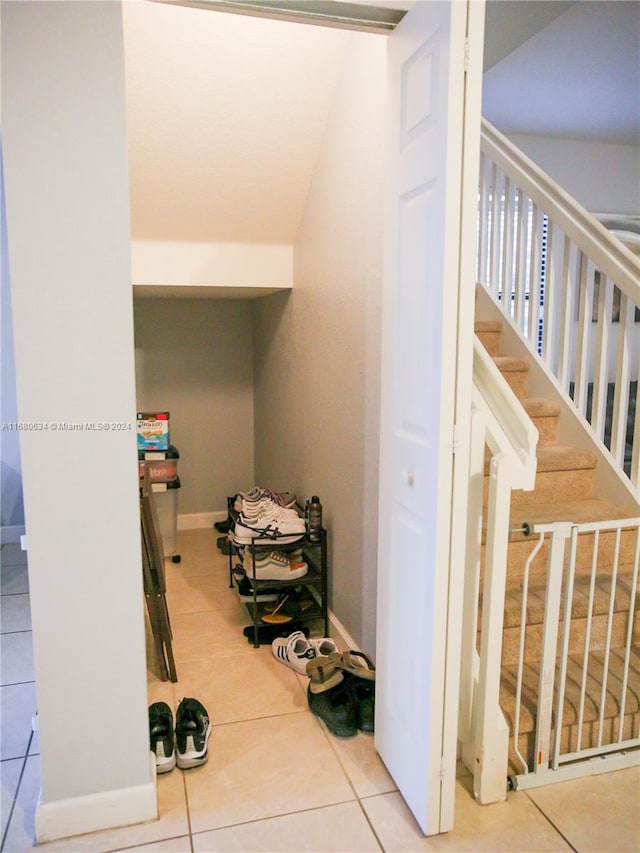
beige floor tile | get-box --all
[170,607,252,663]
[177,528,221,549]
[361,778,572,851]
[37,765,189,852]
[327,731,397,798]
[183,711,356,834]
[165,564,234,614]
[167,549,229,578]
[147,671,179,710]
[192,800,382,852]
[171,647,308,725]
[526,766,640,852]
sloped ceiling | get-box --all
[123,0,352,244]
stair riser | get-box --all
[481,529,639,579]
[498,609,639,667]
[476,330,501,357]
[511,468,595,505]
[531,415,558,445]
[484,467,595,507]
[502,370,528,399]
[508,711,640,775]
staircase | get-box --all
[460,118,640,803]
[476,318,640,780]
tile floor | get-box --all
[1,529,639,852]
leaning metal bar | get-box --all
[513,531,546,775]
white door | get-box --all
[376,0,484,836]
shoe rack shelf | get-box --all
[226,498,329,647]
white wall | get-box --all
[253,32,386,653]
[506,133,640,215]
[2,1,154,840]
[133,298,255,518]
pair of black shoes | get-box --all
[307,652,375,737]
[149,697,211,774]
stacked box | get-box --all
[137,412,170,450]
[138,445,180,483]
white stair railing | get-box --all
[477,119,640,497]
[459,338,538,803]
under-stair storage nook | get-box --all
[226,497,329,648]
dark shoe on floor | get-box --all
[214,520,229,533]
[217,536,232,555]
[307,682,357,737]
[175,697,212,769]
[348,674,375,733]
[243,621,309,645]
[237,575,281,603]
[149,702,176,774]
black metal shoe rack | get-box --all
[226,497,329,647]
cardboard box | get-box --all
[137,412,170,450]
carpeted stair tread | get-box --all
[493,355,530,372]
[523,397,561,418]
[533,444,597,472]
[500,566,639,629]
[500,646,640,736]
[475,320,503,333]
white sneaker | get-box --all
[310,637,338,656]
[241,504,300,522]
[243,550,308,580]
[232,517,305,546]
[272,631,315,674]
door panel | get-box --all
[376,0,480,835]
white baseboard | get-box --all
[177,511,227,530]
[328,610,360,653]
[35,758,157,843]
[1,525,25,545]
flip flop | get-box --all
[306,652,344,694]
[261,592,316,624]
[336,650,376,681]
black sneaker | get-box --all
[175,697,212,769]
[307,682,357,737]
[149,702,176,774]
[348,674,375,733]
